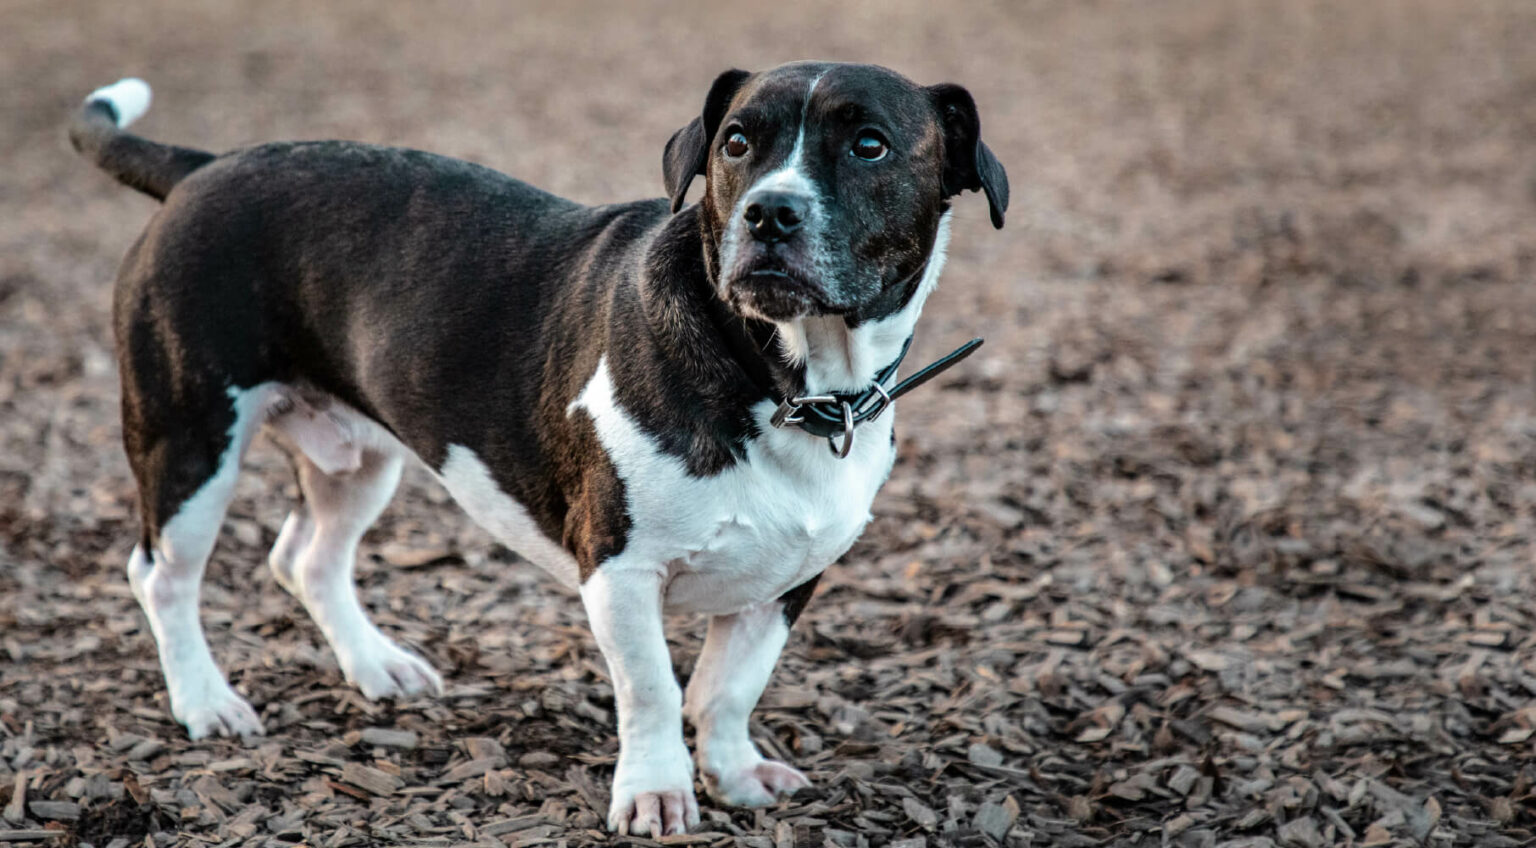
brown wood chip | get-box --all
[339,762,403,796]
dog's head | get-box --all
[663,61,1007,324]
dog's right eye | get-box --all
[723,132,750,158]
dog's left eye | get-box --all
[723,132,750,158]
[851,133,888,161]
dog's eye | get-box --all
[723,132,750,158]
[851,133,888,161]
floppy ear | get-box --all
[663,69,752,213]
[928,83,1009,229]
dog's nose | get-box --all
[743,191,808,243]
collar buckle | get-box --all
[769,398,801,429]
[770,394,837,429]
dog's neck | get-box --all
[672,208,951,401]
[771,212,950,396]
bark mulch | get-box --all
[4,1,1536,846]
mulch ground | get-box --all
[3,2,1536,846]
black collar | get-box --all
[767,335,984,457]
[706,297,983,457]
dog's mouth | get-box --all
[724,259,835,322]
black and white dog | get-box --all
[70,62,1006,836]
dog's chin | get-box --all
[724,270,824,322]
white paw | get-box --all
[702,757,811,807]
[341,639,443,701]
[172,683,265,740]
[609,749,699,836]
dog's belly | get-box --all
[435,444,586,589]
[571,355,897,616]
[254,384,587,588]
[259,372,893,614]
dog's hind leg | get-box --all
[126,388,270,740]
[266,392,348,595]
[275,450,442,700]
[266,499,314,596]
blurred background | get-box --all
[2,1,1535,846]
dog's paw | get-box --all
[608,749,698,836]
[702,758,811,807]
[609,789,699,837]
[173,685,265,741]
[342,639,443,701]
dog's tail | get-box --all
[68,79,215,202]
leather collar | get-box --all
[699,270,983,458]
[767,335,984,457]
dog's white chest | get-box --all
[571,356,895,615]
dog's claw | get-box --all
[663,794,690,833]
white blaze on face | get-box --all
[747,70,828,197]
[718,70,832,302]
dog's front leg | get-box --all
[580,565,698,836]
[683,577,816,807]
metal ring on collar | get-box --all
[826,400,855,458]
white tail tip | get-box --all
[85,78,152,128]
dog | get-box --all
[69,62,1007,836]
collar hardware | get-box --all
[769,336,984,458]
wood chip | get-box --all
[974,799,1017,841]
[1278,816,1323,848]
[902,797,938,830]
[438,757,499,783]
[359,727,419,750]
[3,772,25,824]
[25,802,79,822]
[339,762,402,796]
